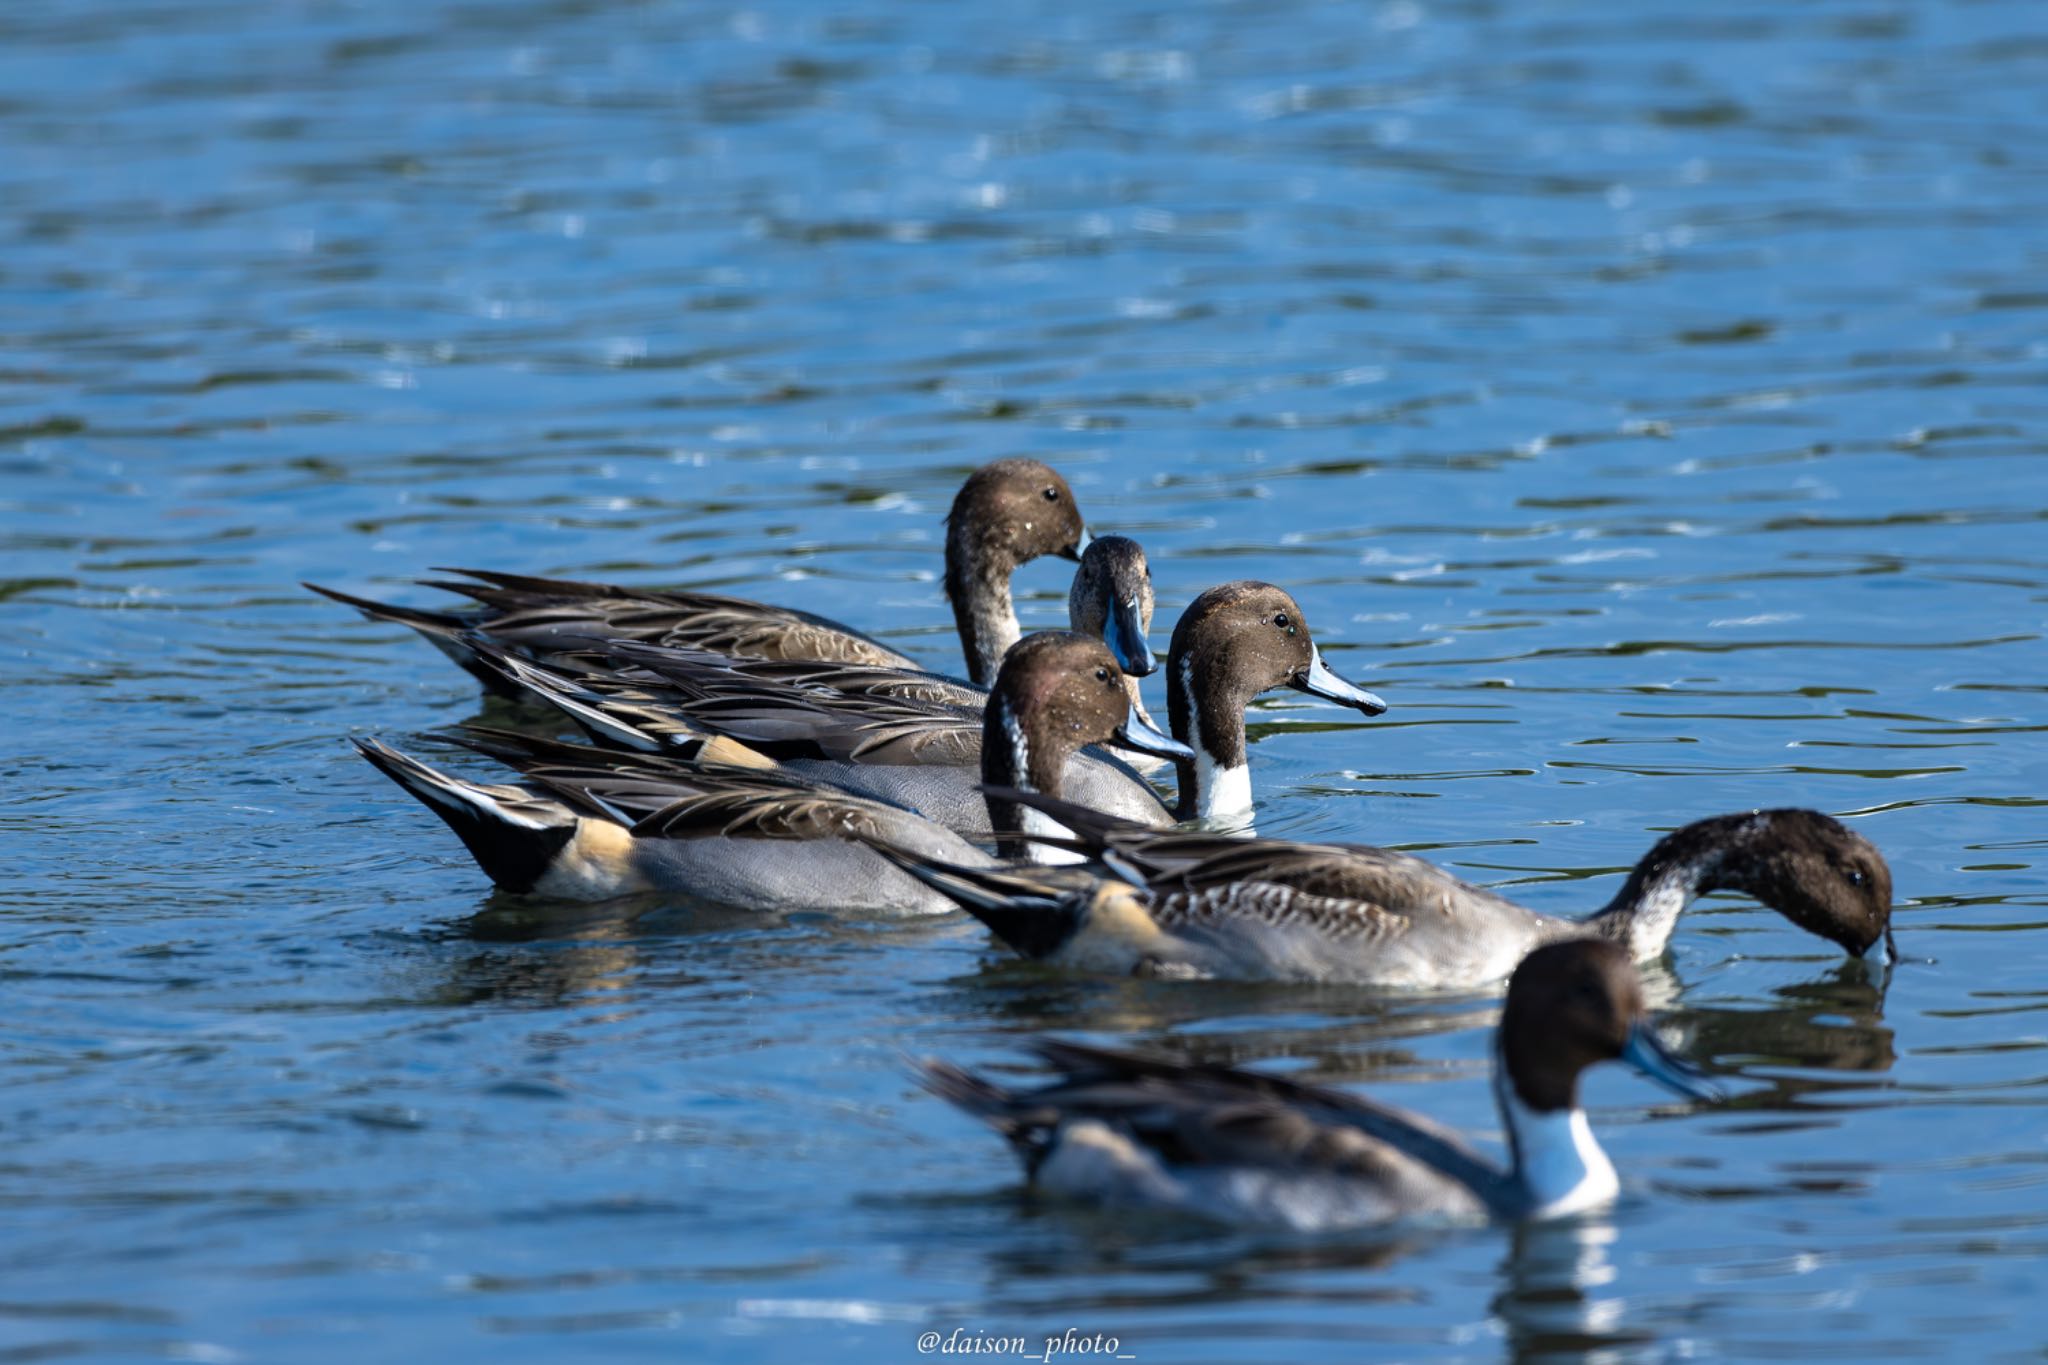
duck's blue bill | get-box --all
[1287,646,1388,716]
[1621,1024,1723,1103]
[1105,596,1158,678]
[1113,701,1194,761]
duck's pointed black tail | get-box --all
[352,738,575,892]
[305,582,523,696]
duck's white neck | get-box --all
[1606,867,1692,959]
[1495,1051,1617,1219]
[1192,749,1253,825]
[1020,804,1084,866]
[1177,654,1254,826]
[984,693,1081,863]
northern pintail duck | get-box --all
[1164,580,1383,823]
[353,633,1194,902]
[879,790,1894,986]
[477,579,1385,837]
[654,534,1171,771]
[354,733,988,909]
[509,533,1154,721]
[471,631,1183,845]
[919,939,1720,1228]
[306,458,1142,690]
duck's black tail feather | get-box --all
[862,844,1092,960]
[352,738,575,892]
[304,582,520,695]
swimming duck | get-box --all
[1163,580,1384,822]
[919,939,1720,1228]
[352,732,989,909]
[876,789,1894,986]
[354,632,1194,900]
[653,534,1171,772]
[306,457,1140,690]
[480,579,1384,837]
[471,631,1184,844]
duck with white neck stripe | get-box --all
[458,629,1191,860]
[1164,580,1387,825]
[915,939,1720,1229]
[345,633,1194,906]
[876,790,1895,987]
[464,574,1389,841]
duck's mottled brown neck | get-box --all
[947,546,1021,686]
[943,458,1085,684]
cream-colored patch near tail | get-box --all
[699,735,777,770]
[1054,883,1174,973]
[534,818,652,899]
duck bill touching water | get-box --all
[918,940,1721,1230]
[304,457,1113,693]
[350,634,1194,906]
[1164,581,1386,826]
[878,790,1895,987]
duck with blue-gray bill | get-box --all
[919,939,1720,1229]
[476,578,1385,839]
[874,788,1894,987]
[465,629,1183,845]
[304,458,1163,690]
[648,535,1168,765]
[348,632,1192,907]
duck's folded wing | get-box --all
[450,726,930,843]
[636,691,983,768]
[426,568,915,667]
[985,786,1524,919]
[610,641,987,713]
[1027,1040,1515,1213]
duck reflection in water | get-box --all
[1491,1217,1653,1364]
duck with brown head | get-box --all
[977,631,1174,859]
[1061,534,1165,762]
[347,632,1195,909]
[1164,580,1387,824]
[944,458,1089,684]
[559,530,1159,726]
[455,628,1193,858]
[304,457,1108,694]
[484,570,1387,839]
[878,791,1896,986]
[916,939,1719,1229]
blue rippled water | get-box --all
[3,0,2046,1359]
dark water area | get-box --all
[3,0,2046,1359]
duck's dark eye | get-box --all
[1846,869,1867,888]
[1095,666,1110,683]
[1042,486,1060,501]
[1274,612,1291,630]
